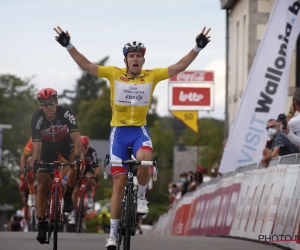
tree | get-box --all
[182,118,224,168]
[0,166,21,209]
[0,74,36,209]
[0,74,36,161]
[77,86,112,139]
[59,57,109,114]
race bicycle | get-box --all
[73,175,98,233]
[33,159,80,250]
[103,147,158,250]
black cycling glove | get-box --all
[57,32,73,51]
[196,33,209,49]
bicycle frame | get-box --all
[48,166,63,224]
[74,176,98,233]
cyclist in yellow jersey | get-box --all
[54,25,211,249]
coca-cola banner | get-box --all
[169,71,214,82]
[219,0,300,173]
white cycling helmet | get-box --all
[123,41,146,57]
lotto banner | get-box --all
[219,0,300,173]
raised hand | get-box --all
[53,26,73,50]
[195,27,211,51]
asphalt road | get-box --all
[0,232,284,250]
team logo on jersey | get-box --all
[64,111,76,125]
[120,77,129,82]
[36,116,43,129]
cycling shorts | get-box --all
[109,126,153,177]
[38,137,74,176]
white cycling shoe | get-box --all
[105,235,118,248]
[137,197,149,214]
[68,210,76,225]
[27,194,36,207]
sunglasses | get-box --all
[40,99,56,107]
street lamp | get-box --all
[0,124,12,166]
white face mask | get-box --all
[267,127,278,138]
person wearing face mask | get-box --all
[261,117,299,168]
[179,173,189,197]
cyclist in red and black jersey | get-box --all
[69,135,100,224]
[31,87,84,244]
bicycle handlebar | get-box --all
[36,161,75,167]
[109,159,154,166]
[34,160,81,179]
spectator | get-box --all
[197,167,212,183]
[211,163,221,178]
[98,208,110,234]
[167,182,180,210]
[9,210,25,232]
[178,137,186,151]
[261,117,299,168]
[187,171,197,192]
[222,139,227,150]
[286,89,300,135]
[194,171,203,187]
[282,89,300,145]
[179,172,189,197]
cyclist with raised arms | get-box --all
[31,88,83,244]
[53,26,211,249]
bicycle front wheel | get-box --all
[77,191,85,233]
[53,185,59,250]
[123,187,132,250]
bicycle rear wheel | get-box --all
[123,186,132,250]
[53,185,59,250]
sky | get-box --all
[0,0,226,120]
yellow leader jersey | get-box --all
[97,66,169,126]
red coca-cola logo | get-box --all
[170,71,214,82]
[172,87,211,106]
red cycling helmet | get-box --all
[81,136,90,148]
[37,88,58,102]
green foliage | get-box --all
[84,214,100,233]
[59,56,109,115]
[77,86,112,139]
[0,166,22,209]
[0,74,36,209]
[150,120,176,169]
[182,118,225,168]
[0,74,36,157]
